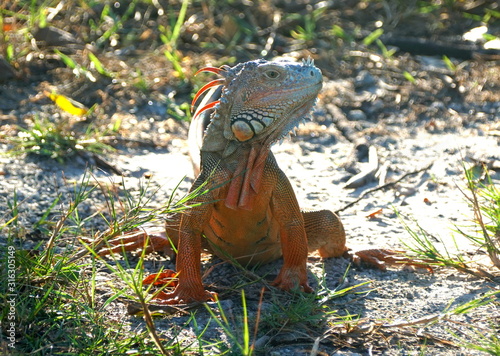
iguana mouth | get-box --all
[262,82,322,147]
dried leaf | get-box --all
[3,23,15,31]
[366,208,383,219]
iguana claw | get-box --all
[272,265,313,293]
[152,287,217,305]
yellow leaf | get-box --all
[45,91,88,116]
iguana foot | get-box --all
[272,265,313,293]
[98,227,175,257]
[142,270,217,304]
[153,288,217,305]
[348,249,434,272]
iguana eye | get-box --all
[264,70,280,79]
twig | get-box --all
[141,300,171,355]
[101,135,158,148]
[380,313,444,329]
[336,162,434,213]
[329,313,459,348]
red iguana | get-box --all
[100,58,420,304]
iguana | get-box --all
[100,58,420,304]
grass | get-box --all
[0,168,369,355]
[0,169,214,354]
[446,290,500,355]
[461,164,500,268]
[204,291,253,355]
[3,115,113,164]
[0,172,159,354]
[400,163,500,277]
[289,6,327,43]
[160,0,190,81]
[398,164,500,354]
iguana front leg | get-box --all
[158,211,217,304]
[271,170,312,293]
[155,172,219,304]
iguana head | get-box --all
[192,58,323,210]
[193,58,323,155]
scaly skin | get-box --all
[162,58,348,303]
[100,59,348,303]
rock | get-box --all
[348,109,367,121]
[354,70,377,89]
[33,26,84,51]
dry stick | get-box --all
[346,313,444,334]
[336,162,434,214]
[101,135,158,147]
[333,313,459,347]
[141,298,170,355]
[41,200,74,265]
[251,288,266,352]
[262,11,281,56]
[385,329,458,347]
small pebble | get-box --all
[348,109,367,121]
